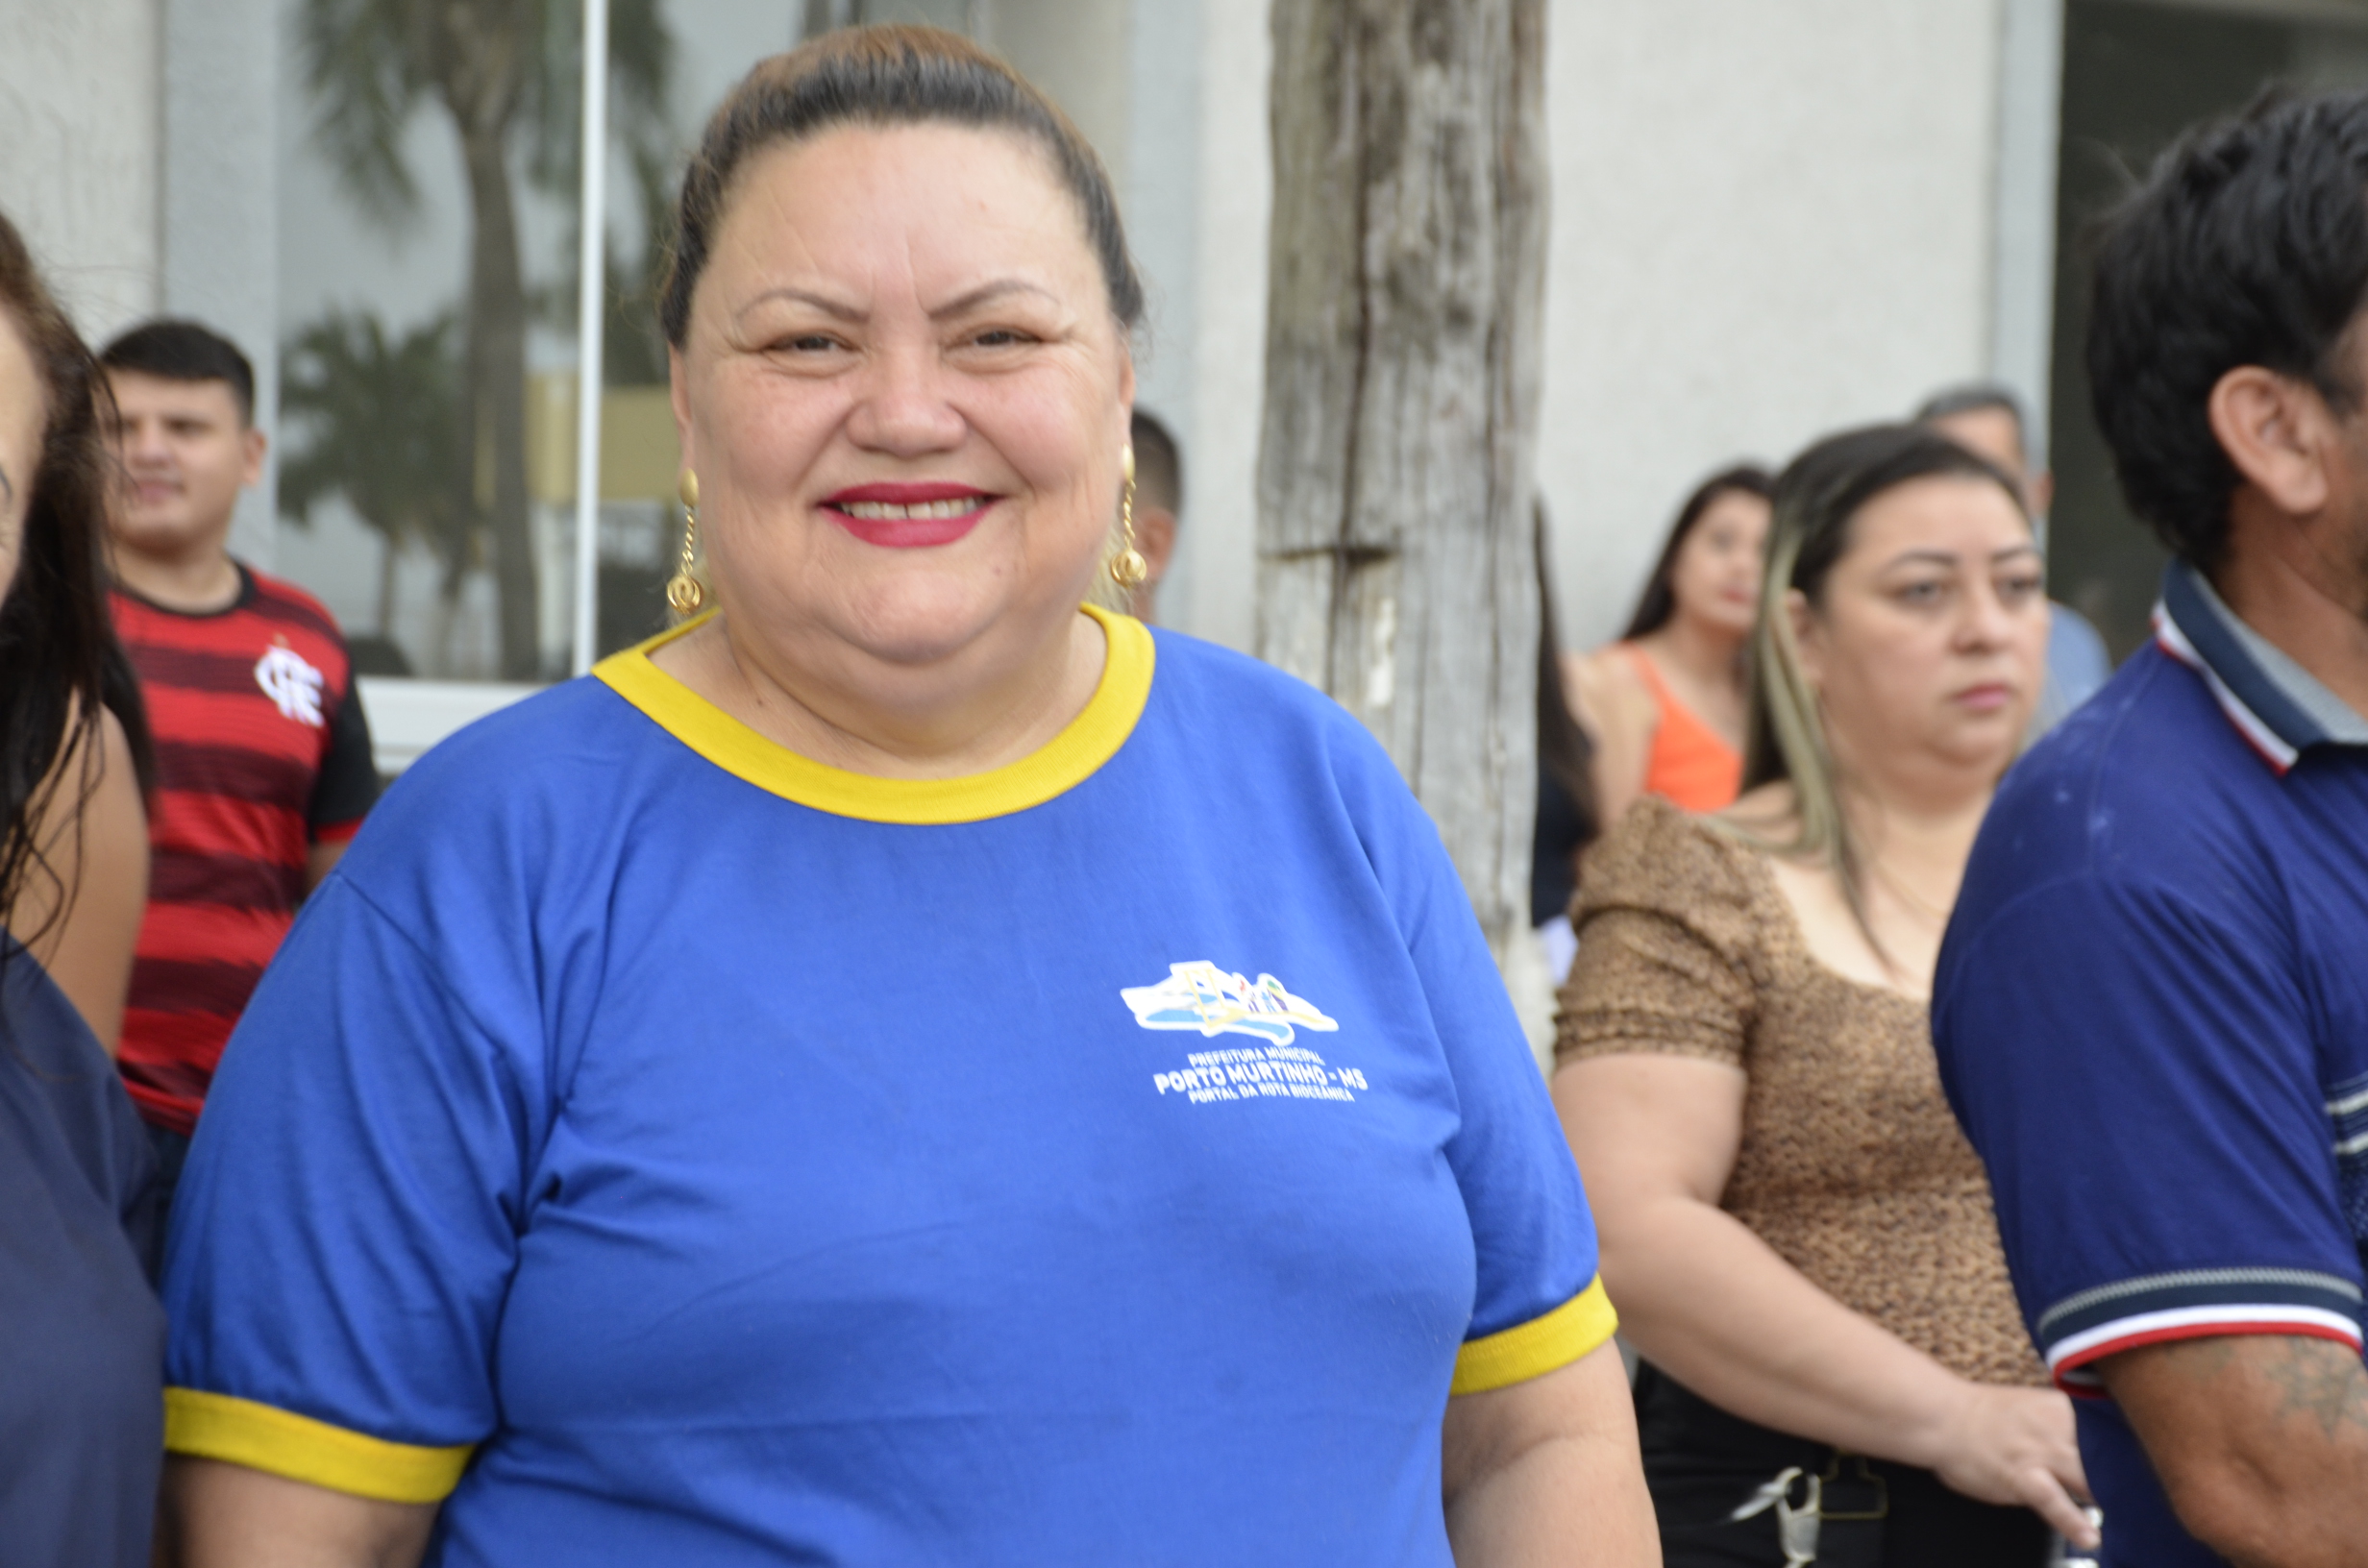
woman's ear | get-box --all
[1785,587,1824,691]
[2208,365,2335,518]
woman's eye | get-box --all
[1893,580,1947,605]
[968,328,1035,348]
[1999,573,2045,602]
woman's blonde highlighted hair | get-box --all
[1729,424,2028,938]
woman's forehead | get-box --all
[1846,475,2031,558]
[706,124,1095,306]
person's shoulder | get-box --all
[1145,625,1388,755]
[385,674,641,793]
[239,564,344,634]
[235,573,372,706]
[1139,625,1440,856]
[1982,643,2262,893]
[1575,795,1764,929]
[1568,643,1653,723]
[1949,644,2287,999]
[352,677,641,837]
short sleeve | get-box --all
[1556,797,1763,1072]
[307,677,382,840]
[1935,873,2365,1393]
[1352,742,1616,1395]
[160,875,536,1502]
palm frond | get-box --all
[295,0,436,226]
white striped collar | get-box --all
[2153,562,2368,776]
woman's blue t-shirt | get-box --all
[161,609,1611,1565]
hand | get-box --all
[1925,1382,2097,1548]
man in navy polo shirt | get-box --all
[1934,89,2368,1568]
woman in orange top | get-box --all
[1572,465,1772,822]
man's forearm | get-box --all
[2104,1333,2368,1568]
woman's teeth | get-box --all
[837,498,982,521]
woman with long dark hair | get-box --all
[1555,425,2093,1565]
[0,208,166,1566]
[1572,464,1771,824]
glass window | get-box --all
[271,0,988,691]
[2050,0,2368,659]
[273,0,607,681]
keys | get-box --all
[1729,1465,1822,1565]
[1775,1473,1823,1566]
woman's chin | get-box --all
[828,573,1064,668]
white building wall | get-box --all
[1158,0,2014,656]
[1539,0,2007,649]
[163,0,280,567]
[0,0,162,343]
[989,0,1135,193]
[1176,0,1272,652]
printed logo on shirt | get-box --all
[1122,961,1338,1044]
[254,642,327,727]
[1125,962,1367,1107]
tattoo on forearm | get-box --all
[2253,1336,2368,1441]
[2161,1335,2368,1441]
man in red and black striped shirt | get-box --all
[102,321,380,1198]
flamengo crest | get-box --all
[254,643,327,727]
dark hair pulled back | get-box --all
[660,25,1144,347]
[0,208,152,944]
[2087,86,2368,569]
[1619,463,1774,641]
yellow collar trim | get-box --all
[593,603,1153,824]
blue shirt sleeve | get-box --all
[1936,871,2364,1392]
[1349,737,1614,1393]
[160,873,541,1503]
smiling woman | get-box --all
[156,26,1655,1568]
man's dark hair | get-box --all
[2086,87,2368,568]
[1914,382,2029,453]
[1130,407,1181,517]
[99,318,258,425]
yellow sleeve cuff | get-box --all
[164,1387,475,1504]
[1451,1276,1619,1395]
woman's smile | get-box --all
[821,480,999,548]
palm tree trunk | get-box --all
[377,528,398,635]
[457,122,541,679]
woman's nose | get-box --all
[1958,584,2020,649]
[845,344,964,456]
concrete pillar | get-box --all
[162,0,282,567]
[0,0,162,342]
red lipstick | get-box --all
[820,481,996,549]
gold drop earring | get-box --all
[667,469,705,616]
[1108,443,1148,591]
